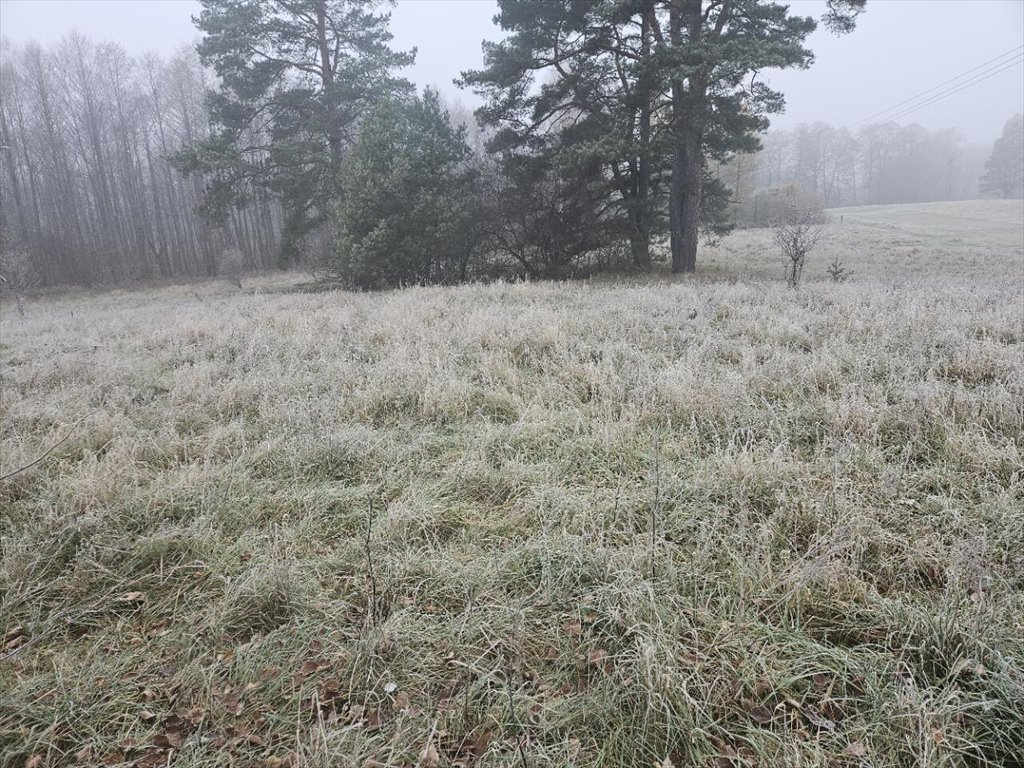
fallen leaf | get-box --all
[819,698,845,721]
[587,648,609,666]
[394,691,410,710]
[295,659,327,680]
[258,665,281,681]
[563,620,582,637]
[221,691,243,716]
[676,651,698,666]
[742,698,773,725]
[25,756,43,768]
[133,748,170,767]
[3,625,25,651]
[932,729,945,744]
[471,729,494,757]
[153,731,182,749]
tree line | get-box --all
[179,0,867,289]
[713,114,1023,225]
[0,36,280,287]
[7,1,1016,290]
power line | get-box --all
[877,54,1023,125]
[856,44,1024,125]
[882,55,1023,124]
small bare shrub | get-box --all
[0,246,38,316]
[770,197,825,288]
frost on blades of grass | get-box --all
[2,213,1023,767]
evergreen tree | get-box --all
[654,0,864,272]
[172,0,414,265]
[483,139,621,279]
[980,114,1024,199]
[463,0,865,273]
[461,1,667,270]
[334,90,480,289]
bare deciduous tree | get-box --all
[0,243,38,316]
[770,197,825,288]
[0,38,282,287]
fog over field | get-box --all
[2,0,1022,140]
[1,2,1023,767]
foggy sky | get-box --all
[1,0,1022,143]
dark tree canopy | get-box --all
[172,0,414,265]
[334,90,481,289]
[460,1,670,270]
[462,0,866,273]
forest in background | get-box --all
[0,0,1020,289]
[0,39,279,287]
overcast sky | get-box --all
[1,0,1022,143]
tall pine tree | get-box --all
[463,0,865,273]
[461,1,667,270]
[173,0,414,265]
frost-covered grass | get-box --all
[2,202,1023,767]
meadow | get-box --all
[1,201,1022,767]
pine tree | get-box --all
[334,90,480,289]
[172,0,414,265]
[463,0,865,274]
[460,1,667,270]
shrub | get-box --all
[769,195,825,288]
[334,89,481,289]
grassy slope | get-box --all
[2,202,1023,768]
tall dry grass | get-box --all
[2,203,1022,767]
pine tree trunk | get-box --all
[631,7,653,272]
[668,0,703,274]
[629,225,650,269]
[670,117,701,274]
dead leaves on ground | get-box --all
[4,624,27,653]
